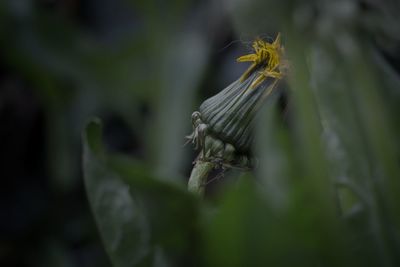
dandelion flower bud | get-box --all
[188,33,286,169]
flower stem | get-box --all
[188,156,214,196]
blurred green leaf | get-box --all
[82,119,200,267]
[204,179,271,267]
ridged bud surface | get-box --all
[199,70,275,154]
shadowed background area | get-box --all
[1,0,400,266]
[0,1,245,266]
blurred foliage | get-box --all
[1,0,400,266]
[84,120,201,266]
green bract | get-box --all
[188,69,279,169]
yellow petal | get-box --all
[237,54,258,62]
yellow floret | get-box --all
[237,33,285,89]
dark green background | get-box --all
[1,0,400,266]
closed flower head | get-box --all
[188,33,287,169]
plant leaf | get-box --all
[82,119,200,267]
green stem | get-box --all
[188,157,214,196]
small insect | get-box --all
[237,33,285,89]
[186,111,208,151]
